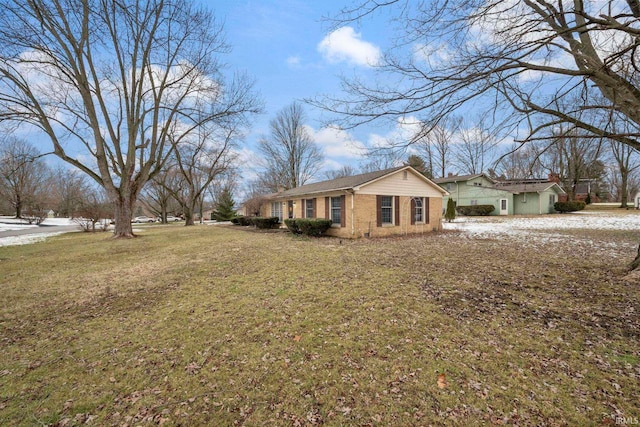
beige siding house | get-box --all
[260,166,448,238]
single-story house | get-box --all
[433,173,566,215]
[259,166,448,238]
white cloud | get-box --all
[306,124,367,160]
[367,116,424,149]
[317,27,381,67]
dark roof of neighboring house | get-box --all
[271,166,406,198]
[432,173,493,184]
[495,181,566,194]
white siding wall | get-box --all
[356,169,444,197]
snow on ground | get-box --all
[442,211,640,236]
[0,217,77,247]
[0,231,70,247]
[442,211,640,257]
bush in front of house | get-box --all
[554,201,586,213]
[231,216,253,226]
[251,216,281,229]
[284,218,333,236]
[456,204,495,216]
[284,218,301,234]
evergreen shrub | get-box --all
[284,218,333,236]
[455,204,495,216]
[251,216,280,229]
[554,201,586,213]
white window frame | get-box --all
[305,199,314,218]
[414,197,424,223]
[330,196,342,225]
[381,196,394,225]
[271,202,283,222]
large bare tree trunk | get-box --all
[112,191,136,238]
[183,205,195,226]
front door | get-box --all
[288,200,294,219]
[499,198,508,215]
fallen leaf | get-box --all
[293,335,301,342]
[437,373,448,389]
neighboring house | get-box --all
[635,191,640,209]
[259,166,448,238]
[433,173,566,215]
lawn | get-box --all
[0,216,639,426]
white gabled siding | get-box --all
[356,169,443,197]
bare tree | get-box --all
[141,168,181,224]
[0,137,51,219]
[51,166,93,218]
[319,0,640,269]
[165,121,241,226]
[324,165,358,180]
[417,116,462,178]
[257,102,324,191]
[73,190,113,232]
[0,0,259,238]
[453,117,500,175]
[609,139,640,207]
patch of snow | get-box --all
[0,231,68,247]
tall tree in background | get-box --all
[141,168,181,223]
[540,128,605,201]
[609,139,640,207]
[417,116,461,178]
[165,121,241,226]
[454,117,500,175]
[0,138,50,218]
[50,166,92,218]
[406,154,430,177]
[0,0,259,237]
[258,102,324,192]
[320,0,640,269]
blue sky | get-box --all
[206,1,397,180]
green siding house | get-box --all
[434,173,566,216]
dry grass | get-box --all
[0,221,638,426]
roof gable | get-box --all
[271,166,447,198]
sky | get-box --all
[205,0,397,182]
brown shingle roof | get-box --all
[271,166,406,198]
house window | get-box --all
[381,196,393,224]
[522,194,527,203]
[305,199,314,218]
[446,183,452,191]
[330,197,342,225]
[549,194,556,205]
[403,171,408,180]
[414,198,423,222]
[271,202,283,222]
[470,199,478,206]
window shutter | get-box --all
[394,196,400,225]
[340,195,346,227]
[425,197,430,224]
[410,198,416,225]
[302,199,306,218]
[312,198,316,218]
[325,196,329,219]
[376,195,382,227]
